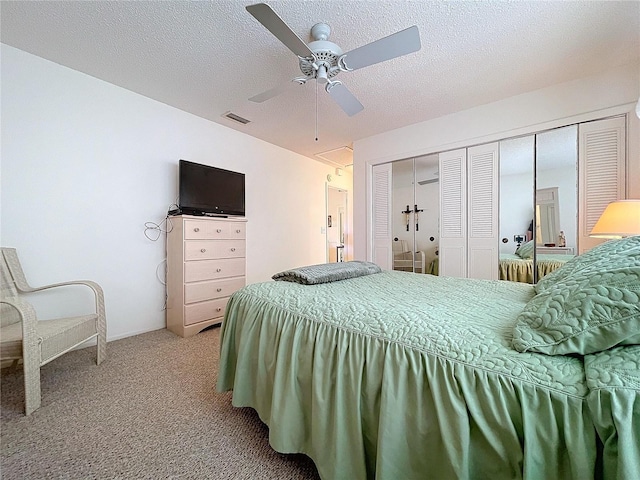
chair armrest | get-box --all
[20,280,105,316]
[1,297,39,347]
[20,279,102,295]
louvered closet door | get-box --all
[578,117,626,253]
[372,163,393,270]
[467,142,499,280]
[439,149,467,277]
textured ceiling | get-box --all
[2,1,639,166]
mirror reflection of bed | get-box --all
[498,125,578,284]
[419,125,578,282]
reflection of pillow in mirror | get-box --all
[512,236,640,355]
[515,240,534,259]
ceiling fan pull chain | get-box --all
[315,79,319,141]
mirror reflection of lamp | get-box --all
[590,200,640,239]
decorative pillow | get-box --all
[272,261,381,285]
[535,236,637,293]
[512,236,640,355]
[515,240,534,259]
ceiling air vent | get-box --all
[222,111,251,125]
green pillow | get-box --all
[535,236,637,293]
[515,240,534,259]
[512,236,640,355]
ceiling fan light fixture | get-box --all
[317,64,329,84]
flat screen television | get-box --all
[178,160,245,217]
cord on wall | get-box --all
[144,204,177,241]
[157,258,168,311]
[144,202,178,311]
[156,258,167,286]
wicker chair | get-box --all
[0,247,106,415]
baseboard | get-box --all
[106,326,168,342]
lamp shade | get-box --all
[590,200,640,238]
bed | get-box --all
[498,253,574,283]
[498,240,575,283]
[423,253,572,282]
[217,237,640,479]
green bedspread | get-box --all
[217,271,609,479]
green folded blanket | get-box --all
[272,261,382,285]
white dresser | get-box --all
[536,246,574,255]
[166,215,246,337]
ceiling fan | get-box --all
[246,3,421,117]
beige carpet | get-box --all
[1,327,320,479]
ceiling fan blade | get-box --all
[249,82,293,103]
[249,77,308,103]
[246,3,314,59]
[341,26,421,71]
[327,83,364,117]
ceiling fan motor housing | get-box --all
[299,23,343,82]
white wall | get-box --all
[499,171,534,254]
[0,45,353,340]
[353,62,640,260]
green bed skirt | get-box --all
[585,345,640,479]
[217,276,598,480]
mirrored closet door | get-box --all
[371,155,439,273]
[497,126,578,284]
[534,126,578,281]
[390,155,439,274]
[498,135,535,282]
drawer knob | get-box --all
[216,229,222,233]
[216,268,222,273]
[194,227,200,232]
[236,229,241,233]
[216,288,222,292]
[200,248,206,253]
[230,247,236,252]
[216,307,222,312]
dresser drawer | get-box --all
[184,219,246,240]
[185,277,245,304]
[185,240,245,260]
[184,297,229,326]
[184,257,245,282]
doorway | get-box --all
[327,186,348,262]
